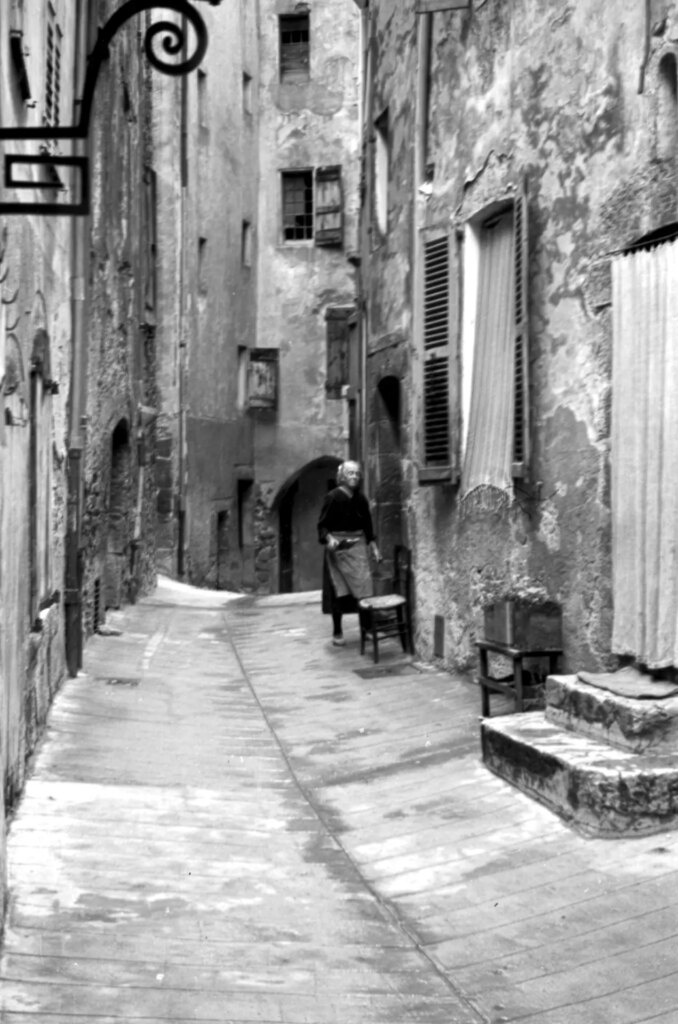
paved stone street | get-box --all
[2,578,678,1024]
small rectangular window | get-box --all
[325,307,353,397]
[237,346,248,410]
[241,220,252,267]
[282,170,313,241]
[198,236,208,295]
[242,71,253,114]
[197,69,208,128]
[279,14,310,82]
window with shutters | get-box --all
[282,168,344,247]
[325,307,353,397]
[420,234,453,481]
[279,14,310,82]
[460,182,530,503]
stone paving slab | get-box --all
[228,598,678,1024]
[4,582,678,1023]
[0,584,481,1024]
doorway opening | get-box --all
[277,456,341,593]
[375,375,403,562]
[104,419,132,610]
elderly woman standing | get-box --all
[317,460,381,645]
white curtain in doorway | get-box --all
[611,239,678,668]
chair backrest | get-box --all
[392,544,412,601]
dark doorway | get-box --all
[375,376,403,560]
[237,480,255,590]
[278,457,340,593]
[105,419,132,610]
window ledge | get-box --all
[418,466,459,485]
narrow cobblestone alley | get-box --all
[2,579,678,1024]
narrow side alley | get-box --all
[2,579,678,1024]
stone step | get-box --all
[481,712,678,838]
[545,674,678,753]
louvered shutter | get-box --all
[422,235,453,475]
[512,180,530,477]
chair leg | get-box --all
[397,607,407,652]
[372,628,379,664]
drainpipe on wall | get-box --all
[176,14,189,579]
[358,5,375,484]
[65,1,92,676]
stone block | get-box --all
[482,712,678,838]
[545,674,678,753]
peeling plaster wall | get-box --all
[254,0,360,592]
[364,0,678,673]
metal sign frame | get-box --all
[0,0,215,216]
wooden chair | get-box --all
[359,545,413,663]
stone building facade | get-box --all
[0,0,166,921]
[355,0,678,673]
[155,0,361,595]
[0,0,78,913]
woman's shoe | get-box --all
[332,635,346,646]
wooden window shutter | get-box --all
[416,0,470,12]
[422,235,453,476]
[325,306,352,397]
[512,179,530,478]
[315,166,343,247]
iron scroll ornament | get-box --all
[0,0,217,216]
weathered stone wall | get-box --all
[80,7,158,636]
[362,0,678,673]
[0,0,76,915]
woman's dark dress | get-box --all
[317,487,376,615]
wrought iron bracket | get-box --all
[0,0,215,216]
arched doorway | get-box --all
[375,375,403,559]
[278,456,341,593]
[104,419,132,610]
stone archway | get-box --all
[276,456,341,593]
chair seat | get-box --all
[359,594,406,611]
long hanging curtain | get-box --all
[461,210,515,508]
[611,239,678,668]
